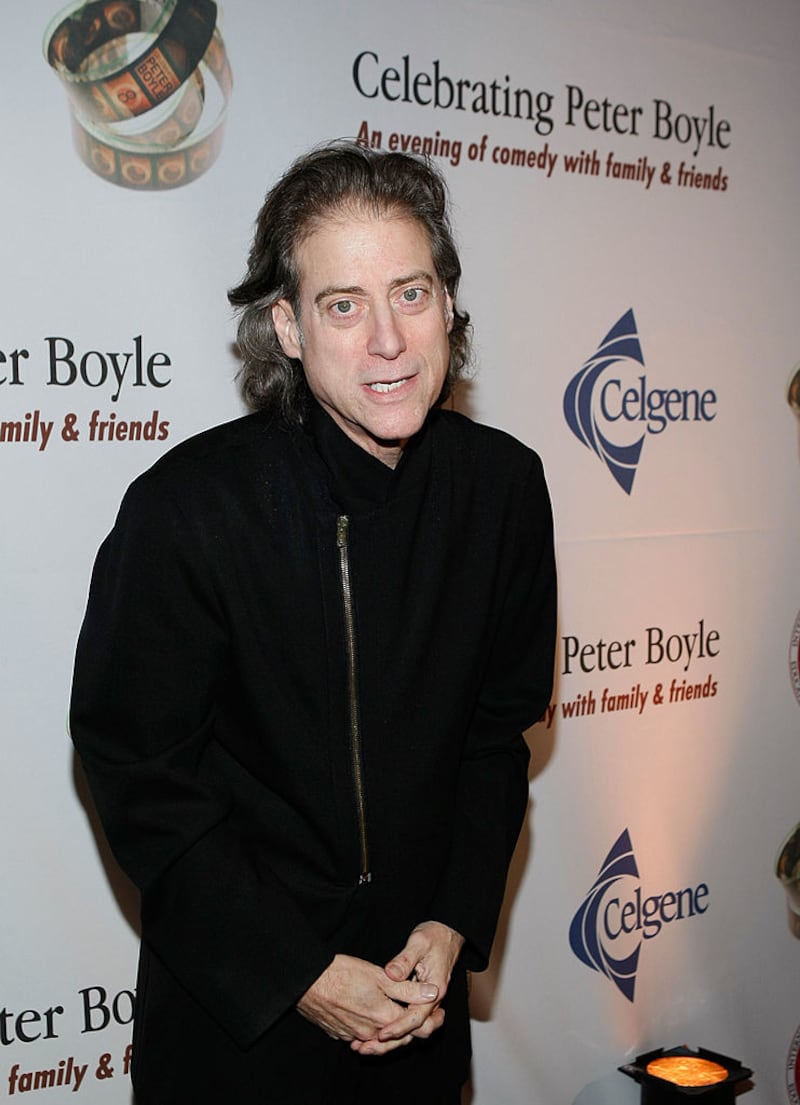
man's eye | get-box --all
[332,300,353,314]
[400,287,427,305]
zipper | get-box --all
[336,515,372,885]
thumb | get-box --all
[385,977,439,1004]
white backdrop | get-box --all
[3,1,800,1102]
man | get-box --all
[70,140,556,1104]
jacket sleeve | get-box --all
[428,453,557,969]
[69,472,335,1048]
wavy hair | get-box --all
[228,140,471,420]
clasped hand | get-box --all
[297,920,464,1056]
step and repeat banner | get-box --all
[2,1,799,1102]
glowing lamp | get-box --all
[619,1046,752,1103]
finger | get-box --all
[382,977,439,1005]
[384,932,428,981]
[351,1033,414,1055]
[377,1001,436,1042]
[384,954,414,981]
[410,1007,445,1040]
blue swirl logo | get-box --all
[563,310,645,495]
[569,828,710,1002]
[569,828,641,1001]
[564,309,717,494]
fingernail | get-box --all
[420,984,438,1000]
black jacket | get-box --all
[70,405,556,1095]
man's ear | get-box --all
[444,289,454,334]
[272,299,303,360]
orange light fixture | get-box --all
[619,1045,752,1103]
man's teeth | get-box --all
[369,379,407,393]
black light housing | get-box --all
[619,1045,753,1103]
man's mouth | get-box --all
[367,377,411,393]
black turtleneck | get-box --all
[306,398,424,513]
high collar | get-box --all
[306,400,430,513]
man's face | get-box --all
[273,210,453,467]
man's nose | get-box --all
[366,304,407,359]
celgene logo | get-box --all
[563,309,717,494]
[569,829,710,1002]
